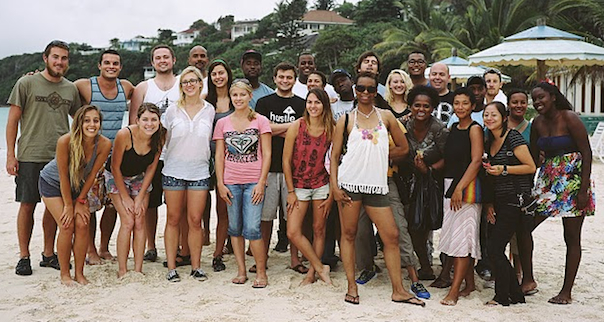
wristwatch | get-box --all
[501,165,508,176]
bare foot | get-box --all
[430,277,452,288]
[317,265,332,285]
[300,276,315,286]
[117,270,127,278]
[548,293,572,305]
[440,295,458,306]
[61,276,77,287]
[231,276,248,284]
[75,275,90,285]
[99,251,115,261]
[86,254,102,265]
[459,285,476,297]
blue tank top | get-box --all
[537,135,579,158]
[90,77,127,141]
[40,136,99,193]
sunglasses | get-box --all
[356,85,378,93]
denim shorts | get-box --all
[295,183,330,201]
[104,170,152,196]
[162,175,210,191]
[226,183,263,240]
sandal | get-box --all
[392,297,426,307]
[252,279,268,288]
[143,249,157,262]
[232,276,248,284]
[163,254,192,268]
[344,293,360,305]
[212,256,226,272]
[289,263,309,274]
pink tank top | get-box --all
[292,119,331,189]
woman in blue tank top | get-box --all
[39,105,112,286]
[105,103,166,278]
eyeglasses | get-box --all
[408,59,426,65]
[181,79,200,86]
[355,85,378,93]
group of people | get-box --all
[7,40,594,307]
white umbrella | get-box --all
[425,55,512,83]
[468,24,604,80]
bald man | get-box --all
[429,62,454,124]
[188,45,209,96]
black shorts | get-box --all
[15,162,48,203]
[148,160,164,208]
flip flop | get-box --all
[392,297,426,307]
[548,296,572,305]
[252,279,268,288]
[524,288,539,296]
[231,276,248,285]
[344,293,359,305]
[289,264,309,274]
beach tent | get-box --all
[468,23,604,80]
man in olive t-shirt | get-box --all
[6,40,81,276]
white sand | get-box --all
[1,160,603,321]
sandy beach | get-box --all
[1,157,603,322]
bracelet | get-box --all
[76,197,87,204]
[288,190,295,193]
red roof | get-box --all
[302,10,354,24]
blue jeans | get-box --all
[226,183,263,240]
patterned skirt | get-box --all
[440,179,482,259]
[533,152,595,218]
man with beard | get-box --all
[407,51,430,87]
[355,51,386,96]
[484,68,507,105]
[7,40,82,275]
[241,50,273,109]
[447,76,487,127]
[429,62,454,124]
[188,45,209,96]
[74,49,134,264]
[129,45,180,263]
[292,53,337,100]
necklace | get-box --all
[357,107,375,119]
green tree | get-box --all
[157,29,176,45]
[313,0,335,10]
[335,1,356,19]
[274,0,308,49]
[354,0,402,25]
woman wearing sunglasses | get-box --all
[330,71,423,306]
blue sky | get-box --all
[1,0,359,59]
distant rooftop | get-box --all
[302,10,353,24]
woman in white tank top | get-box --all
[330,72,424,306]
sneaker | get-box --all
[40,253,67,270]
[143,249,158,262]
[16,257,32,276]
[355,268,377,285]
[166,269,181,282]
[212,256,226,272]
[484,280,495,289]
[410,282,431,299]
[273,239,289,253]
[191,268,208,281]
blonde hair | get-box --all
[177,66,204,108]
[304,88,335,141]
[385,69,412,105]
[230,80,257,121]
[69,105,102,188]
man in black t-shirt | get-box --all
[255,62,307,272]
[429,62,454,124]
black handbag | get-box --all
[408,168,443,231]
[503,136,537,216]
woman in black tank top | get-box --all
[39,105,112,285]
[106,103,165,278]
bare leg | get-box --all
[459,258,476,297]
[179,204,190,257]
[441,257,469,305]
[213,196,229,258]
[232,236,247,281]
[42,197,75,286]
[339,201,363,298]
[86,212,102,265]
[145,207,158,252]
[99,206,117,260]
[164,190,185,270]
[112,194,135,278]
[17,203,36,258]
[431,255,453,288]
[365,205,421,304]
[260,220,273,263]
[549,216,585,304]
[187,190,208,270]
[73,213,90,285]
[250,239,268,284]
[132,194,149,273]
[42,208,57,257]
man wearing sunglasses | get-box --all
[8,40,82,275]
[484,68,507,105]
[129,44,180,263]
